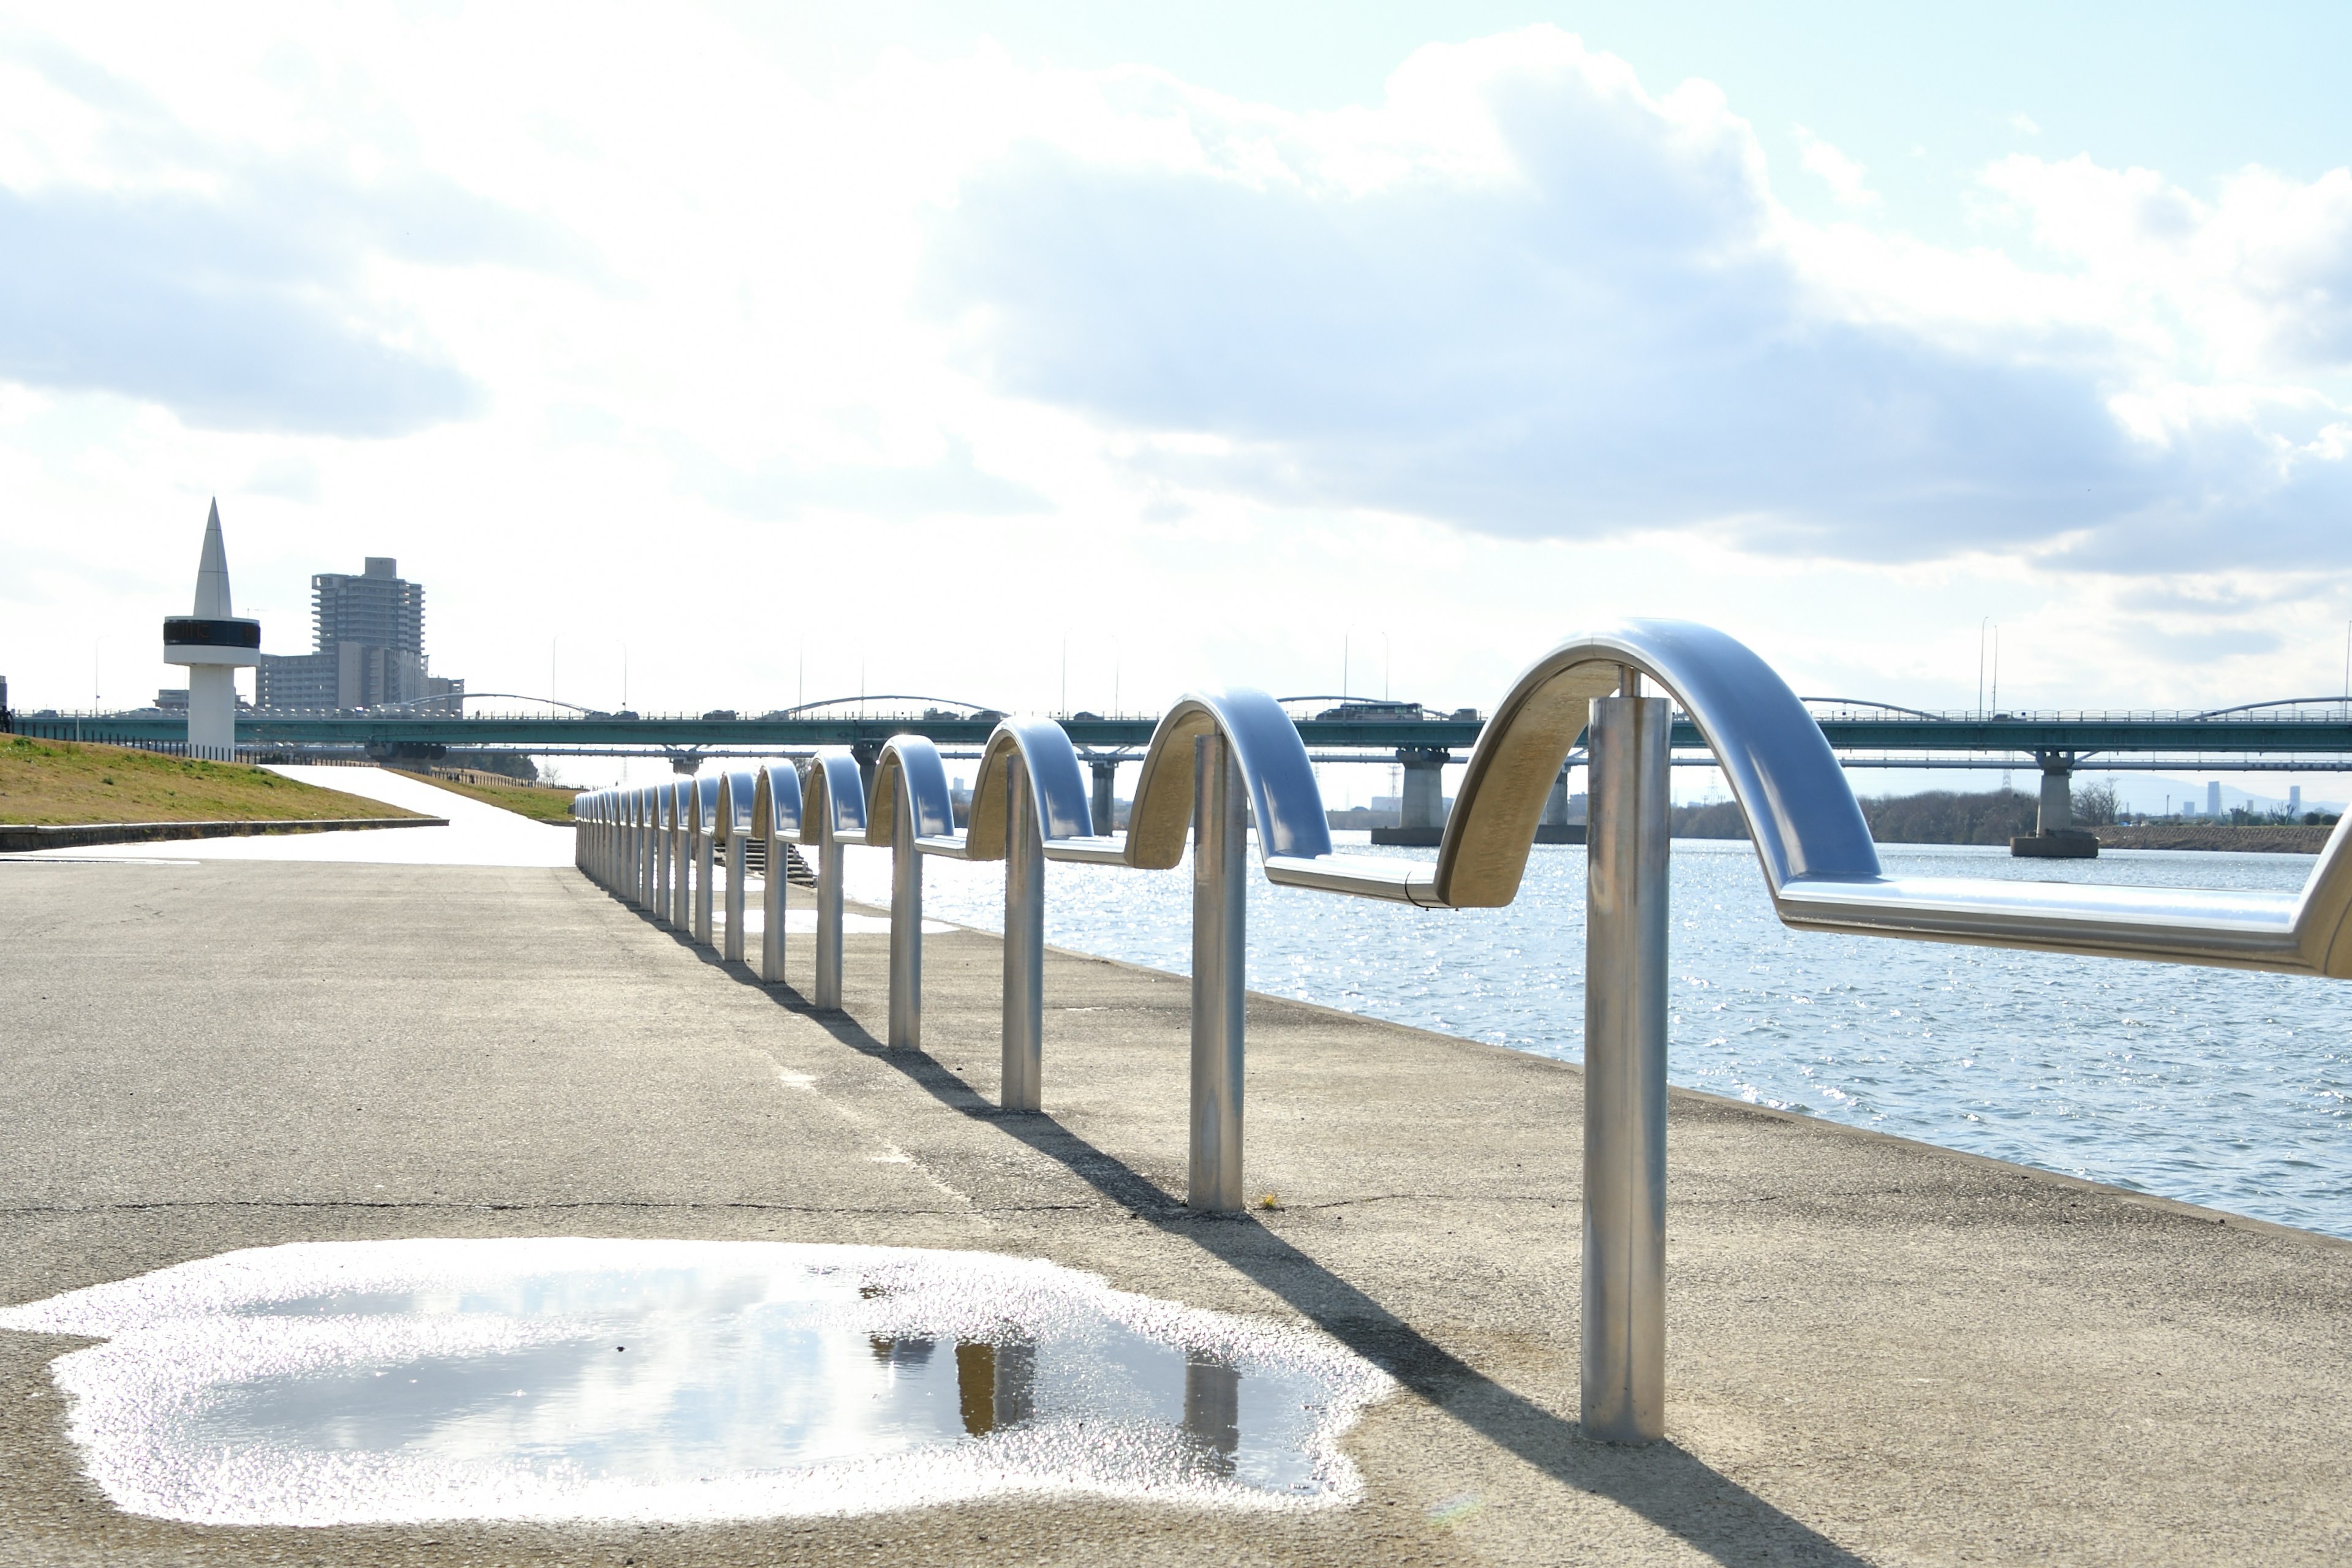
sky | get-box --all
[4,2,2351,801]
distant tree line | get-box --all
[1672,788,2043,845]
[1672,783,2334,843]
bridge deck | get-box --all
[2,857,2348,1563]
[24,709,2352,760]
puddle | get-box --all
[0,1238,1392,1526]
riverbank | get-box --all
[2094,822,2334,852]
[0,737,424,826]
[390,767,579,823]
[2,854,2347,1563]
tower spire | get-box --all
[193,497,234,619]
[164,499,261,760]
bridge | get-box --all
[17,692,2352,846]
[21,695,2352,764]
[21,695,2352,758]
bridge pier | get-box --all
[1536,765,1584,845]
[852,741,881,812]
[1090,758,1118,835]
[2013,751,2098,859]
[1371,747,1451,846]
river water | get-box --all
[845,836,2352,1239]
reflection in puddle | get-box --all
[0,1239,1392,1526]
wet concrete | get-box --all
[3,857,2350,1565]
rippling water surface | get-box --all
[848,837,2352,1238]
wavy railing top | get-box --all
[1126,690,1333,869]
[716,769,759,840]
[868,736,956,846]
[750,762,802,841]
[966,718,1098,861]
[687,774,721,835]
[1440,620,1879,906]
[1425,620,2352,976]
[801,752,868,845]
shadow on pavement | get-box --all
[770,990,1872,1568]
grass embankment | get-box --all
[394,771,580,824]
[2094,823,2335,853]
[0,737,425,826]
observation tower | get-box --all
[162,500,262,760]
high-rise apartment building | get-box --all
[255,557,464,712]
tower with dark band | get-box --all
[162,500,261,760]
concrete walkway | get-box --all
[2,855,2349,1566]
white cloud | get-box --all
[1795,124,1878,207]
[2,10,2351,726]
[921,27,2352,570]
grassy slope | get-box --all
[2094,823,2334,853]
[0,737,428,826]
[394,771,580,824]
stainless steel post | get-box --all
[1189,731,1246,1212]
[723,832,746,962]
[888,781,922,1049]
[762,835,789,984]
[814,838,844,1009]
[1002,753,1044,1110]
[695,824,715,945]
[1581,682,1671,1444]
[673,820,690,932]
[655,814,673,925]
[641,810,655,910]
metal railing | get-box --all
[567,619,2352,1447]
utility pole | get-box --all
[1977,617,1988,717]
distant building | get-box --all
[256,557,464,712]
[2206,780,2223,816]
[2291,785,2304,815]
